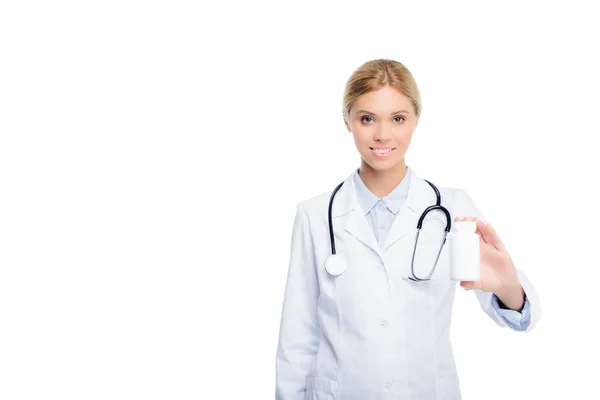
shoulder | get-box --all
[436,185,486,222]
[295,187,335,217]
[438,186,473,205]
[412,168,475,209]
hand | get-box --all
[456,217,520,295]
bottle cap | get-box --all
[453,220,476,233]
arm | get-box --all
[472,270,539,331]
[455,189,542,332]
[490,290,532,331]
[275,202,321,400]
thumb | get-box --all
[460,280,481,290]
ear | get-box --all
[344,120,351,133]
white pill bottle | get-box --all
[450,220,481,281]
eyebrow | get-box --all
[357,109,410,116]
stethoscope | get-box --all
[324,178,452,281]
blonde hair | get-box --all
[342,59,422,123]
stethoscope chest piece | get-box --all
[324,253,347,276]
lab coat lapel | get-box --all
[331,172,380,255]
[381,169,439,253]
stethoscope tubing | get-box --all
[326,177,451,281]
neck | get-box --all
[358,159,408,198]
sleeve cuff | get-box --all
[492,292,532,331]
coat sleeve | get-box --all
[275,202,321,399]
[453,189,542,332]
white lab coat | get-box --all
[275,168,541,400]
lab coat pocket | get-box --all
[305,377,338,400]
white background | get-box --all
[1,1,598,399]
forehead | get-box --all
[353,86,413,114]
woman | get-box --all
[275,59,540,400]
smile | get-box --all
[370,147,395,158]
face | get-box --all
[345,85,419,173]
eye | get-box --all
[361,116,374,123]
[394,116,405,123]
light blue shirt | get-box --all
[352,167,531,331]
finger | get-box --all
[469,217,489,244]
[455,216,487,244]
[473,217,489,239]
[454,216,477,226]
[460,280,481,290]
[478,220,499,248]
[483,223,506,252]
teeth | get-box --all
[374,149,392,154]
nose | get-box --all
[373,126,392,142]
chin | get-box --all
[364,160,397,172]
[363,156,404,172]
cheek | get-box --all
[394,128,414,142]
[352,129,371,145]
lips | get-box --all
[370,147,395,158]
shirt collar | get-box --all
[352,166,412,215]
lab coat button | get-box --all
[380,319,388,328]
[383,381,392,389]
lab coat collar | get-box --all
[353,167,411,215]
[332,165,442,254]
